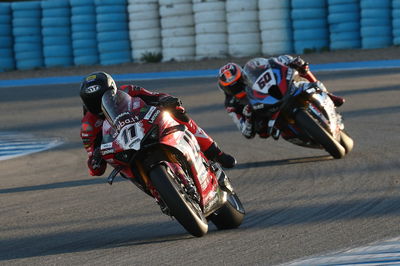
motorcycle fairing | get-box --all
[307,92,342,140]
[100,90,225,214]
[246,59,291,109]
[157,121,223,211]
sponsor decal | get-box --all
[253,104,264,110]
[101,142,112,149]
[115,112,130,121]
[85,74,96,81]
[149,110,160,123]
[85,85,101,94]
[116,116,139,131]
[306,87,316,94]
[101,149,114,155]
[144,106,157,120]
[114,112,140,131]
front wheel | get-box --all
[210,193,245,230]
[295,109,346,159]
[340,130,354,154]
[149,164,208,237]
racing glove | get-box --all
[241,119,255,139]
[242,104,252,118]
[158,95,182,109]
[289,56,310,75]
[240,105,255,138]
[88,147,106,176]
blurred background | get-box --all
[0,0,398,72]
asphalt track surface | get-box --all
[1,68,400,265]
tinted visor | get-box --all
[221,80,245,96]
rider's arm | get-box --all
[81,112,106,176]
[225,95,255,139]
[120,84,187,118]
[276,55,317,82]
[120,84,169,105]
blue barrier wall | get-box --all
[0,0,398,72]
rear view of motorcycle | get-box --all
[243,58,354,159]
[100,90,245,237]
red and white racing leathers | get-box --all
[80,85,214,176]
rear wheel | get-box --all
[210,193,245,230]
[295,109,346,159]
[149,164,208,237]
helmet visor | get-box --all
[221,80,245,97]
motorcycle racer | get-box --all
[80,71,236,176]
[217,55,345,139]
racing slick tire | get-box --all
[340,130,354,154]
[209,193,245,230]
[295,109,346,159]
[149,164,208,237]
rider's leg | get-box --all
[170,106,236,168]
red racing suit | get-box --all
[81,84,214,176]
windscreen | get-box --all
[101,90,133,127]
[242,58,272,92]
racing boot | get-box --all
[328,93,345,107]
[204,142,237,169]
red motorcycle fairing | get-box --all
[155,111,221,212]
[100,90,222,214]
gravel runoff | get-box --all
[0,46,399,80]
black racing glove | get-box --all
[158,95,182,109]
[91,147,104,170]
[289,56,309,75]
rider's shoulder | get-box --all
[119,84,145,94]
[274,55,295,65]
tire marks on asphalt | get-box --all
[0,132,62,161]
[285,237,400,265]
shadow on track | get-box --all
[0,221,193,261]
[343,105,400,118]
[0,177,123,194]
[242,195,400,229]
[235,155,333,169]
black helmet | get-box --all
[79,71,117,116]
